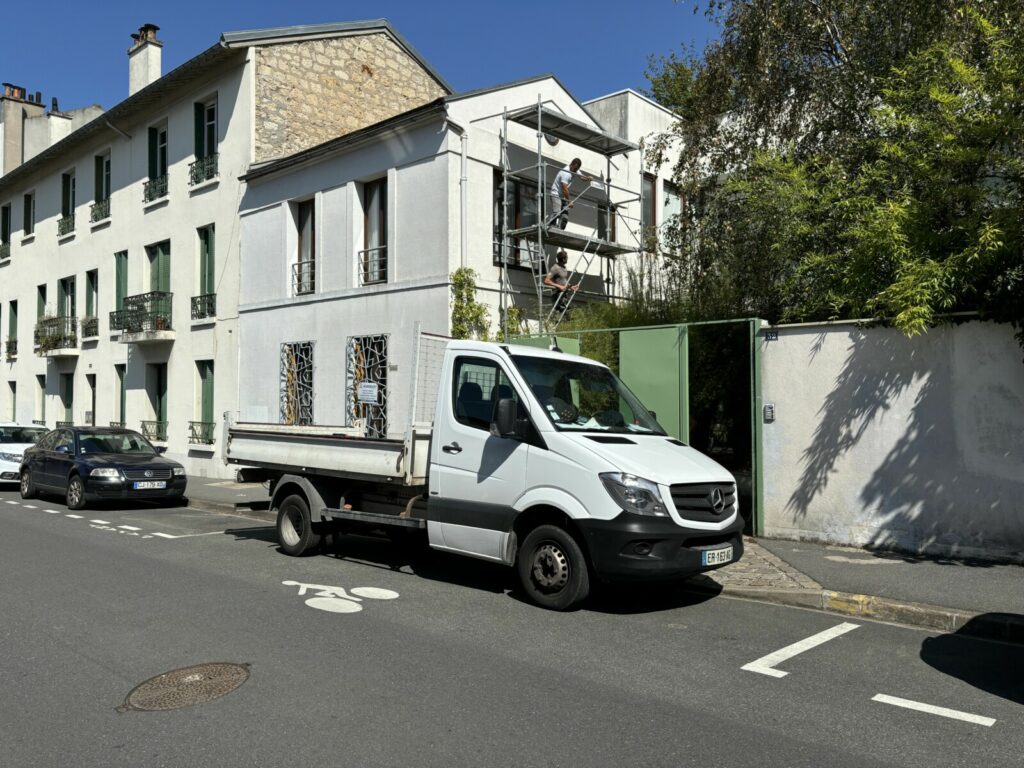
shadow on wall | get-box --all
[785,324,1024,561]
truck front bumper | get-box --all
[577,512,744,581]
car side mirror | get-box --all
[490,398,517,438]
[156,446,167,454]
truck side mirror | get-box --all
[491,398,517,438]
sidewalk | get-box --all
[183,476,1022,641]
[686,537,1024,643]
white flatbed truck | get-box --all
[226,333,743,610]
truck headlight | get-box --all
[172,467,186,476]
[90,468,122,478]
[0,452,22,463]
[600,473,668,517]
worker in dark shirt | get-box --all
[544,250,578,312]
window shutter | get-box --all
[58,280,67,317]
[115,252,127,310]
[194,103,206,159]
[201,361,214,424]
[95,156,104,201]
[148,128,158,180]
[61,176,70,216]
[9,303,17,338]
[202,227,215,295]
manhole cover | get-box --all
[119,662,250,712]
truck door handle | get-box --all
[442,442,462,454]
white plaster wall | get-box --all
[761,320,1024,562]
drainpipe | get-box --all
[459,129,468,269]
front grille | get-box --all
[670,482,737,523]
[123,468,172,481]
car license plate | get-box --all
[702,546,733,567]
[133,480,167,490]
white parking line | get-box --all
[151,531,220,539]
[118,525,142,531]
[5,500,19,505]
[66,514,83,519]
[23,505,36,509]
[91,519,111,525]
[46,510,61,514]
[872,694,995,727]
[742,622,860,678]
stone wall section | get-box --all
[255,33,447,163]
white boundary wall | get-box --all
[761,319,1024,562]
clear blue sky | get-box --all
[3,1,717,112]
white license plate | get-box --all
[133,480,166,490]
[702,546,733,567]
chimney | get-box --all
[128,23,162,96]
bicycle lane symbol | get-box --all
[282,580,400,614]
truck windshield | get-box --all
[511,354,666,435]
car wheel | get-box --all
[20,469,35,499]
[276,494,322,556]
[66,475,87,510]
[516,524,590,611]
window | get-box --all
[148,240,171,293]
[86,373,96,426]
[146,124,169,201]
[641,173,657,233]
[36,374,46,424]
[23,192,35,235]
[293,200,315,295]
[59,171,76,235]
[190,98,219,185]
[58,276,76,318]
[59,373,74,422]
[493,170,539,268]
[662,181,683,244]
[7,381,14,421]
[452,356,524,432]
[114,251,128,310]
[362,179,387,284]
[1,203,10,255]
[192,360,215,444]
[85,269,99,327]
[92,152,111,222]
[7,300,17,344]
[280,341,314,426]
[144,363,168,441]
[114,364,126,426]
[37,285,47,319]
[346,334,388,438]
[196,225,216,304]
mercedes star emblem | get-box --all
[709,487,725,514]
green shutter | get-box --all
[58,280,67,318]
[86,271,96,316]
[157,364,167,422]
[95,156,104,200]
[8,303,17,338]
[150,242,170,293]
[194,103,206,159]
[200,226,215,295]
[37,286,45,318]
[61,175,70,216]
[200,361,214,423]
[148,128,158,180]
[115,252,127,310]
[116,365,126,421]
[61,374,73,421]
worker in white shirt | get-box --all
[548,158,592,229]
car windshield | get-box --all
[0,427,47,444]
[77,431,157,456]
[510,354,666,435]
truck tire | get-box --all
[517,525,590,611]
[276,494,322,556]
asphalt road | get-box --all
[1,488,1021,768]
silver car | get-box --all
[0,423,48,484]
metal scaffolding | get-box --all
[498,96,642,336]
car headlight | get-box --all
[600,473,668,516]
[0,452,22,463]
[90,467,122,478]
[172,467,186,477]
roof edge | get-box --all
[583,88,678,119]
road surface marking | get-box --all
[151,531,220,539]
[871,694,995,727]
[742,622,860,678]
[118,525,141,531]
[23,505,36,509]
[66,514,83,519]
[5,500,19,505]
[91,519,111,525]
[824,555,898,565]
[46,510,62,514]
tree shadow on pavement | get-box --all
[920,614,1024,705]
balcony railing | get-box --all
[359,246,388,286]
[109,291,173,334]
[56,420,74,428]
[191,293,216,320]
[141,421,168,441]
[143,174,169,203]
[4,339,16,360]
[81,316,99,338]
[34,316,78,354]
[109,421,125,428]
[90,198,110,222]
[57,214,75,236]
[188,421,215,445]
[0,242,9,259]
[292,260,315,295]
[189,153,219,186]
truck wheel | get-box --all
[517,525,590,611]
[276,494,322,556]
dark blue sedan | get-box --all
[20,427,187,510]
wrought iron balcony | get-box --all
[90,198,110,222]
[359,246,388,286]
[34,316,78,354]
[191,293,216,320]
[57,214,75,236]
[141,421,168,441]
[189,153,219,186]
[292,260,315,295]
[109,291,173,334]
[56,421,74,428]
[4,339,15,360]
[109,421,125,428]
[81,316,99,337]
[0,242,9,259]
[143,174,169,203]
[188,421,215,445]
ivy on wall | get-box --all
[450,267,490,341]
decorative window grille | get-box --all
[280,341,314,426]
[346,334,388,439]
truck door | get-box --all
[429,354,528,562]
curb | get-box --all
[685,580,1024,643]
